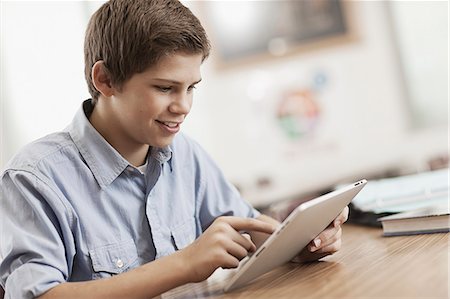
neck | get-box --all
[89,102,149,167]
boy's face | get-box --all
[107,52,203,149]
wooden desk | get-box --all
[161,224,449,298]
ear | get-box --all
[91,61,115,98]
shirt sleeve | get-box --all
[0,170,75,299]
[189,140,261,231]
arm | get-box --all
[38,216,276,299]
[37,251,189,299]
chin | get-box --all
[148,136,175,148]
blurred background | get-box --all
[1,1,448,209]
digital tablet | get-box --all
[224,179,367,292]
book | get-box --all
[347,168,449,227]
[377,204,450,237]
[352,168,449,214]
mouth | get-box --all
[156,120,179,127]
[155,120,182,134]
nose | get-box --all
[169,92,192,115]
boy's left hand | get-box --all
[291,206,349,263]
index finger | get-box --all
[222,216,276,234]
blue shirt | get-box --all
[0,100,259,299]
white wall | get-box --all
[389,1,448,128]
[189,1,448,205]
[1,1,448,207]
[1,1,96,165]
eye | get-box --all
[187,85,197,92]
[156,86,172,93]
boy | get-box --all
[0,1,348,298]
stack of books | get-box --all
[377,204,449,236]
[350,168,449,236]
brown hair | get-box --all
[84,0,210,102]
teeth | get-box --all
[162,121,178,128]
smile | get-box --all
[156,120,181,134]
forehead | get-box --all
[141,52,203,82]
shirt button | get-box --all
[126,166,134,172]
[116,259,124,268]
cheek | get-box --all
[138,102,164,121]
[187,95,194,110]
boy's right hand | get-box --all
[178,216,276,283]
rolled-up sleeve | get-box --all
[0,170,74,299]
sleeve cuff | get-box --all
[3,263,64,299]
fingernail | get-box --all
[313,238,321,248]
[334,220,341,227]
[310,239,321,252]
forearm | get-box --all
[37,250,190,299]
[250,214,281,248]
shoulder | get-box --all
[171,131,198,147]
[2,132,77,176]
[170,132,223,178]
[171,132,211,164]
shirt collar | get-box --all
[67,100,174,187]
[66,100,129,188]
[150,146,172,163]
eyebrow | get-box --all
[152,78,202,85]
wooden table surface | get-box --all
[160,224,449,299]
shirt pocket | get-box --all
[89,238,139,279]
[171,217,196,250]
